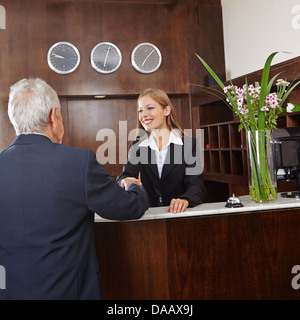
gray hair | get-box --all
[8,78,61,135]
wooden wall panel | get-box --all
[0,27,14,150]
[189,0,225,92]
[0,0,224,95]
[67,98,137,178]
[2,0,198,96]
[0,0,224,155]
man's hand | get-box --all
[121,177,142,190]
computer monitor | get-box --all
[273,127,300,198]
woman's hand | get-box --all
[168,198,189,213]
[121,177,142,190]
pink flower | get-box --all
[237,97,243,106]
[241,108,249,114]
[261,106,269,111]
[265,93,280,108]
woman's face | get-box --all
[138,94,170,132]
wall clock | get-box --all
[47,41,80,74]
[131,42,162,74]
[90,42,122,74]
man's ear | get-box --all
[49,107,58,126]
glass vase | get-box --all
[246,130,277,202]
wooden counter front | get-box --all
[94,196,300,300]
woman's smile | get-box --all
[142,118,153,126]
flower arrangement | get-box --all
[224,80,300,132]
[196,52,300,132]
[196,52,300,202]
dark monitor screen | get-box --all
[273,127,300,169]
[273,127,300,198]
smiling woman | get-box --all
[116,88,206,213]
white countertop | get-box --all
[94,193,300,223]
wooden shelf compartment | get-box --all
[195,101,234,126]
[208,126,219,148]
[242,150,248,176]
[276,115,287,128]
[286,112,300,127]
[231,150,244,176]
[229,122,243,149]
[204,150,210,173]
[203,127,209,148]
[219,124,229,148]
[219,151,231,174]
[210,151,220,173]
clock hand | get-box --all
[104,47,111,67]
[52,53,65,59]
[142,49,154,67]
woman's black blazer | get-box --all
[116,136,206,207]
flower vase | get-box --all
[246,130,277,202]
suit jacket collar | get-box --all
[146,143,183,182]
[10,133,54,146]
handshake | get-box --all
[121,177,142,190]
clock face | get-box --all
[131,43,162,74]
[90,42,122,74]
[47,42,80,74]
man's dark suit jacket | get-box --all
[0,134,147,300]
[117,136,206,207]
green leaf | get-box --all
[257,52,279,130]
[195,54,225,89]
[266,73,281,93]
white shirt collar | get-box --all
[139,130,183,150]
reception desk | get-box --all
[94,195,300,300]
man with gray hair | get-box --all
[0,78,148,300]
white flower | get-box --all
[287,103,295,112]
[276,79,290,87]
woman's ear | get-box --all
[164,105,171,116]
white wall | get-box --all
[221,0,300,79]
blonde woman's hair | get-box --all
[136,88,184,139]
